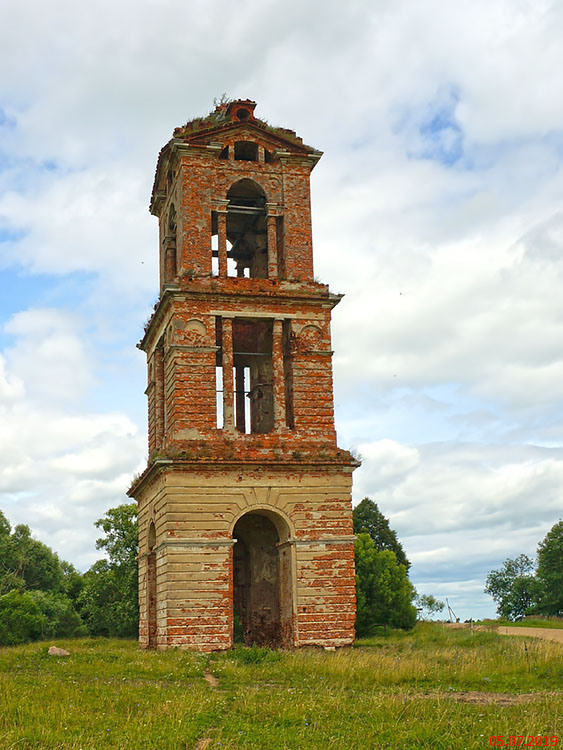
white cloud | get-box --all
[0,354,24,401]
[357,440,420,484]
[355,440,563,533]
[329,202,563,423]
[0,167,157,296]
[351,439,562,617]
[3,309,94,402]
[0,0,562,616]
[0,309,145,568]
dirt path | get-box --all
[496,626,563,643]
[444,622,563,643]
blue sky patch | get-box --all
[0,268,97,335]
[0,107,17,130]
[395,85,465,167]
[418,106,463,165]
[0,228,27,244]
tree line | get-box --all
[484,520,562,621]
[0,505,138,645]
[0,497,423,645]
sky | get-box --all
[1,0,562,621]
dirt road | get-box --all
[444,622,563,643]
[496,626,563,643]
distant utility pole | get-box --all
[446,598,459,623]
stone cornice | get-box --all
[138,283,343,352]
[128,454,360,497]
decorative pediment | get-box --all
[180,120,314,156]
[150,99,322,214]
[172,98,316,155]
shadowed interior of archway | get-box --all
[233,511,293,648]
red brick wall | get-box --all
[133,103,357,651]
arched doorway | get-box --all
[232,510,294,647]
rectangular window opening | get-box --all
[283,320,294,429]
[211,234,219,277]
[234,365,251,434]
[234,141,258,161]
[216,365,223,429]
[276,216,285,279]
[244,367,251,432]
[227,256,238,277]
[232,319,274,434]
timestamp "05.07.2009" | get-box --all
[489,738,558,747]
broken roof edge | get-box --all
[149,99,322,213]
[173,98,316,149]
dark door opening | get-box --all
[233,512,281,647]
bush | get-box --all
[0,590,47,646]
[28,591,87,639]
[0,589,86,646]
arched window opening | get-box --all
[148,522,156,551]
[168,204,177,234]
[234,141,258,161]
[264,149,274,164]
[225,179,268,279]
[219,145,229,160]
[164,204,177,281]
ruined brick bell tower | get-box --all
[129,99,358,650]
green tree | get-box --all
[0,511,22,595]
[354,533,416,635]
[353,498,410,570]
[9,524,65,593]
[95,504,138,567]
[27,590,87,639]
[0,590,47,646]
[0,588,85,645]
[484,554,540,621]
[0,509,87,644]
[60,559,84,603]
[79,503,138,637]
[0,514,66,596]
[536,520,563,616]
[416,593,445,620]
[0,510,9,537]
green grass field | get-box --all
[0,623,561,749]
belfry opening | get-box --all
[129,98,358,651]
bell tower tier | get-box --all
[129,99,358,650]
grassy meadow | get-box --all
[0,623,561,749]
